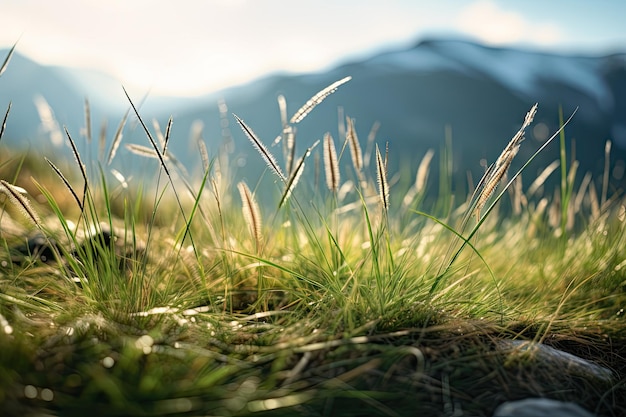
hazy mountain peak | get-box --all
[1,38,625,188]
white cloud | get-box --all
[1,1,431,96]
[1,0,575,96]
[457,0,563,46]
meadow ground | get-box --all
[0,62,625,416]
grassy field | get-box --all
[1,48,625,416]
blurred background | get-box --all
[1,0,625,197]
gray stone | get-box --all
[493,398,595,417]
[496,340,614,383]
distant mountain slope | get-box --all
[150,39,626,187]
[0,51,128,160]
[1,38,625,193]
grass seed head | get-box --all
[234,114,286,182]
[346,116,363,173]
[0,180,41,227]
[237,181,262,251]
[45,157,83,211]
[323,133,340,192]
[473,104,538,221]
[107,108,130,165]
[375,144,389,211]
[290,76,352,124]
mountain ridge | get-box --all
[0,38,624,194]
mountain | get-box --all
[0,51,124,158]
[1,38,625,195]
[147,38,626,192]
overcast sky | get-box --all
[2,0,626,96]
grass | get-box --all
[1,49,625,416]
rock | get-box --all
[13,232,62,263]
[496,340,614,384]
[493,398,595,417]
[11,226,126,268]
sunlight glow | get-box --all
[1,1,624,96]
[457,1,563,46]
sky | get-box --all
[2,0,626,97]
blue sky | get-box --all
[2,0,626,96]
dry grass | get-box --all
[323,132,340,192]
[0,179,41,227]
[237,181,262,253]
[473,104,537,221]
[375,144,389,211]
[289,76,352,124]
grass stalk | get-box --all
[430,106,576,295]
[290,76,352,124]
[0,102,11,142]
